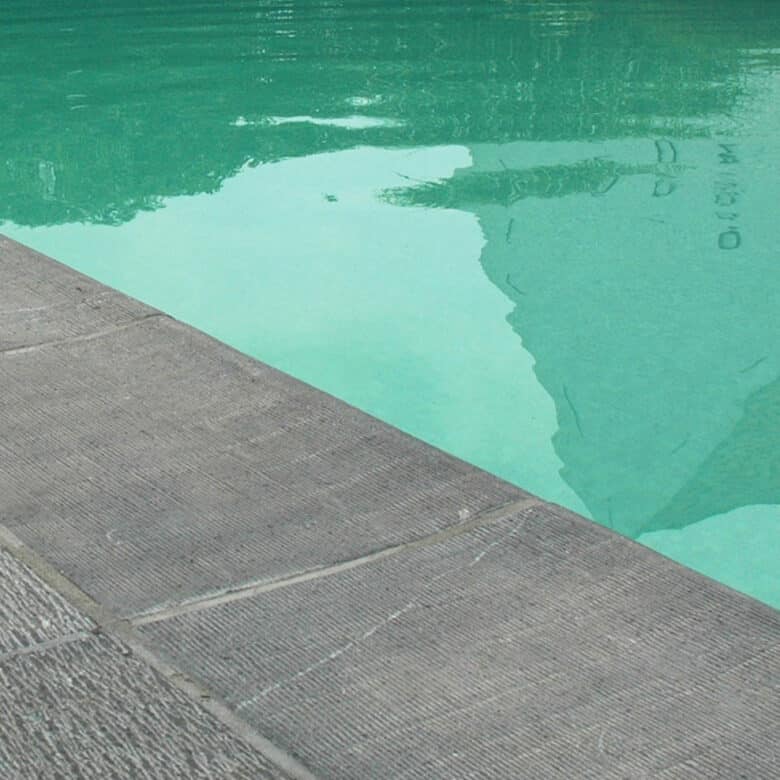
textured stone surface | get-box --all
[0,548,290,779]
[141,503,780,780]
[0,236,523,616]
[0,235,157,352]
[0,549,92,655]
[0,634,293,780]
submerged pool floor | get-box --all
[3,0,779,606]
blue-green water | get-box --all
[3,1,779,607]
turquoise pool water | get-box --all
[3,0,779,607]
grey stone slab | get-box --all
[0,633,292,779]
[0,548,92,655]
[140,502,780,780]
[0,547,292,779]
[0,235,524,616]
[0,235,157,352]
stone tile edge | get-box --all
[0,524,321,780]
[3,233,777,622]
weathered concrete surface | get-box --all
[0,550,291,779]
[1,234,779,779]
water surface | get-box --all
[3,0,779,606]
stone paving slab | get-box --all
[0,549,292,780]
[139,504,780,779]
[0,548,92,655]
[0,236,523,617]
[0,236,157,352]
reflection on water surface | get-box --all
[3,0,779,606]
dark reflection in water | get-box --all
[3,1,780,566]
[2,0,774,226]
[384,156,681,209]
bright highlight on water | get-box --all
[2,0,779,606]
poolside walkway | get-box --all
[1,234,778,778]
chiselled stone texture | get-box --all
[0,549,92,655]
[0,633,292,780]
[0,548,291,780]
[141,503,780,780]
[0,235,157,352]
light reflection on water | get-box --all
[2,0,779,606]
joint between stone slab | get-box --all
[131,495,544,627]
[0,630,95,667]
[0,311,169,357]
[0,524,321,780]
[0,525,123,631]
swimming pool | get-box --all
[3,0,779,607]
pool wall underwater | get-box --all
[1,234,778,779]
